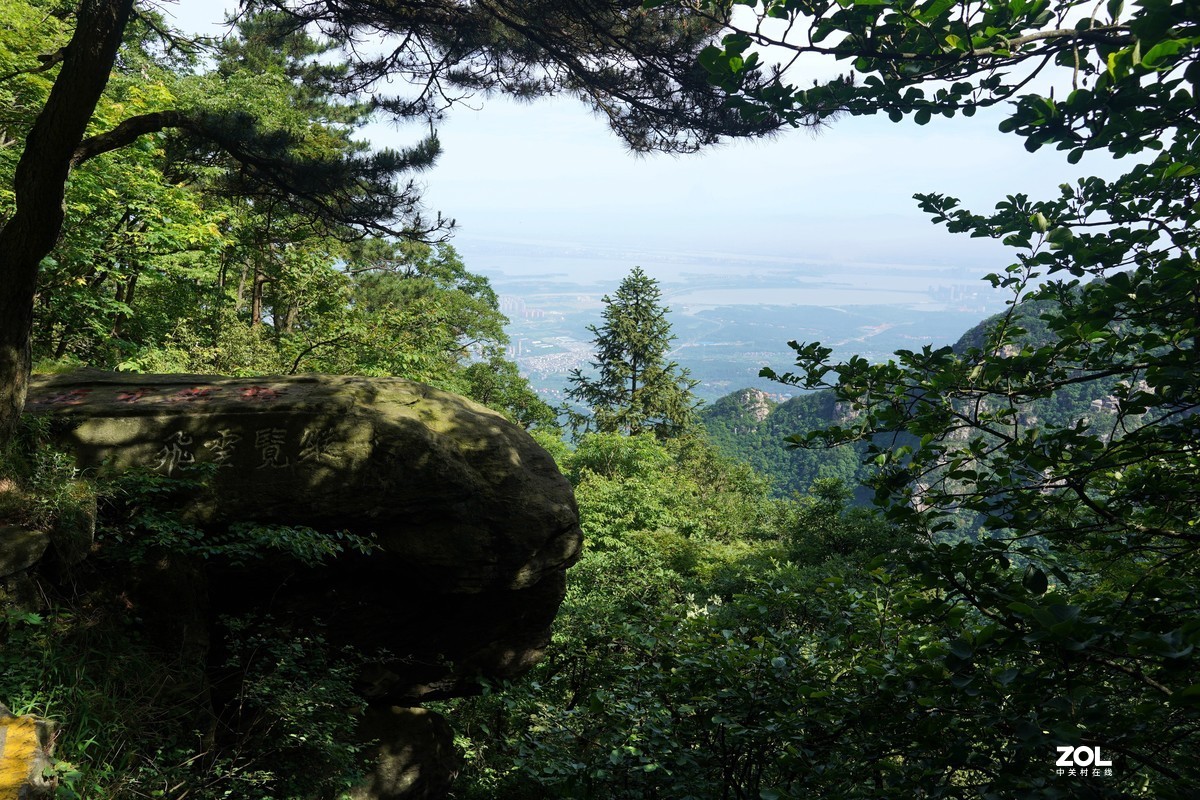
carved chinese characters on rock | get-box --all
[134,409,337,474]
[35,388,92,406]
[116,388,154,403]
[204,430,242,465]
[169,387,220,403]
[298,427,338,465]
[254,428,290,469]
[240,386,286,402]
[155,431,196,475]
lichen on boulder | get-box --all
[0,703,56,799]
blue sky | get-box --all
[167,2,1129,283]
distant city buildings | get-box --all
[926,283,1005,311]
[493,277,1000,404]
[499,295,546,319]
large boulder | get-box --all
[350,707,460,800]
[25,369,581,703]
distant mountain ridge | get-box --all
[703,384,875,499]
[702,295,1119,499]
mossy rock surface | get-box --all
[0,527,49,580]
[26,369,581,701]
[350,707,459,800]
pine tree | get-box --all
[567,267,699,437]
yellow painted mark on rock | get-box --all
[0,715,41,800]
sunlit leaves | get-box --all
[693,0,1198,168]
[694,3,1200,789]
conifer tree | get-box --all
[567,267,699,437]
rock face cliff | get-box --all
[11,369,582,798]
[732,388,774,424]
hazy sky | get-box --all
[165,2,1128,282]
[410,97,1105,270]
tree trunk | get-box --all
[0,0,135,444]
[111,269,138,339]
[251,261,265,329]
[236,261,249,308]
[282,303,298,334]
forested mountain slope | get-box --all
[703,293,1123,498]
[702,386,869,498]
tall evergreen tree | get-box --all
[567,267,699,437]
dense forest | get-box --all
[2,1,1198,799]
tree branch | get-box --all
[71,110,186,166]
[0,47,66,85]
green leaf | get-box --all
[996,668,1020,686]
[1023,565,1049,596]
[949,638,974,659]
[1140,38,1186,68]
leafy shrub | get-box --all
[0,415,94,532]
[1,436,377,799]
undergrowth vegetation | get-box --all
[437,433,927,800]
[0,422,376,799]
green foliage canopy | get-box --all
[688,0,1200,793]
[445,431,916,800]
[0,5,554,426]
